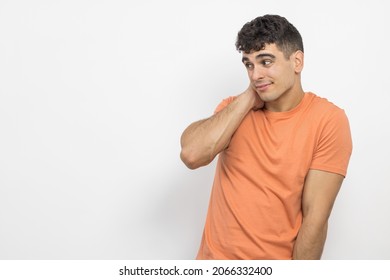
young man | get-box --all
[180,15,352,259]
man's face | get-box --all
[242,43,303,110]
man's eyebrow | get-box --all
[242,53,276,63]
[256,53,276,59]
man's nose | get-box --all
[251,66,265,81]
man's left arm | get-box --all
[292,169,345,260]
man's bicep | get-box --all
[302,169,344,222]
[310,109,352,177]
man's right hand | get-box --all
[245,84,264,111]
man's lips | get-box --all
[255,82,272,90]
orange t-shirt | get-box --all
[196,92,352,259]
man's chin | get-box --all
[257,92,276,103]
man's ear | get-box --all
[293,50,304,73]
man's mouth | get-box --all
[255,82,272,91]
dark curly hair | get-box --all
[236,14,304,58]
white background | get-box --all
[0,0,389,259]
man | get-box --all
[180,15,352,260]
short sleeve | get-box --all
[214,96,236,114]
[310,108,353,177]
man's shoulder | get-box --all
[305,92,350,132]
[214,96,236,114]
[306,92,346,116]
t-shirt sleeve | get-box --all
[214,96,236,114]
[310,108,353,177]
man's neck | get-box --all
[265,86,305,112]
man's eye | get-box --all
[245,63,254,69]
[262,60,272,66]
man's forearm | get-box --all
[180,90,257,169]
[292,221,328,260]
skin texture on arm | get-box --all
[293,169,344,260]
[180,87,263,169]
